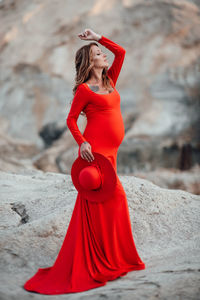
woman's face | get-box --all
[90,45,109,69]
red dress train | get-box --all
[23,35,145,295]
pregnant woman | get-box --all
[23,28,145,295]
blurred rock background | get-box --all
[0,0,200,194]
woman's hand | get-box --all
[77,28,101,42]
[80,141,95,162]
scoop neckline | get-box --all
[83,82,116,95]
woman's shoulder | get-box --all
[76,83,86,92]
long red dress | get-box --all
[23,35,145,295]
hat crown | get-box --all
[79,165,102,191]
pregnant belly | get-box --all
[83,110,125,149]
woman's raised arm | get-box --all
[98,35,126,86]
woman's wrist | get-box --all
[80,141,89,147]
[95,34,102,41]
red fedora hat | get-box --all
[71,152,117,203]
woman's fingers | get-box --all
[78,30,88,37]
[80,142,95,162]
[82,152,92,162]
[86,151,94,162]
[77,29,95,40]
[81,150,94,162]
[86,146,95,161]
[77,33,86,39]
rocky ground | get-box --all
[0,169,199,300]
[0,0,200,176]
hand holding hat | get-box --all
[71,152,117,203]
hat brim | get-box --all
[71,152,117,203]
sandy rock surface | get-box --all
[0,169,199,299]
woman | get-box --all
[23,28,145,295]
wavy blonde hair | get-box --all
[69,42,113,116]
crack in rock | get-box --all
[161,268,200,274]
[10,202,29,225]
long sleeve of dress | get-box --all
[98,35,126,86]
[66,85,89,147]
